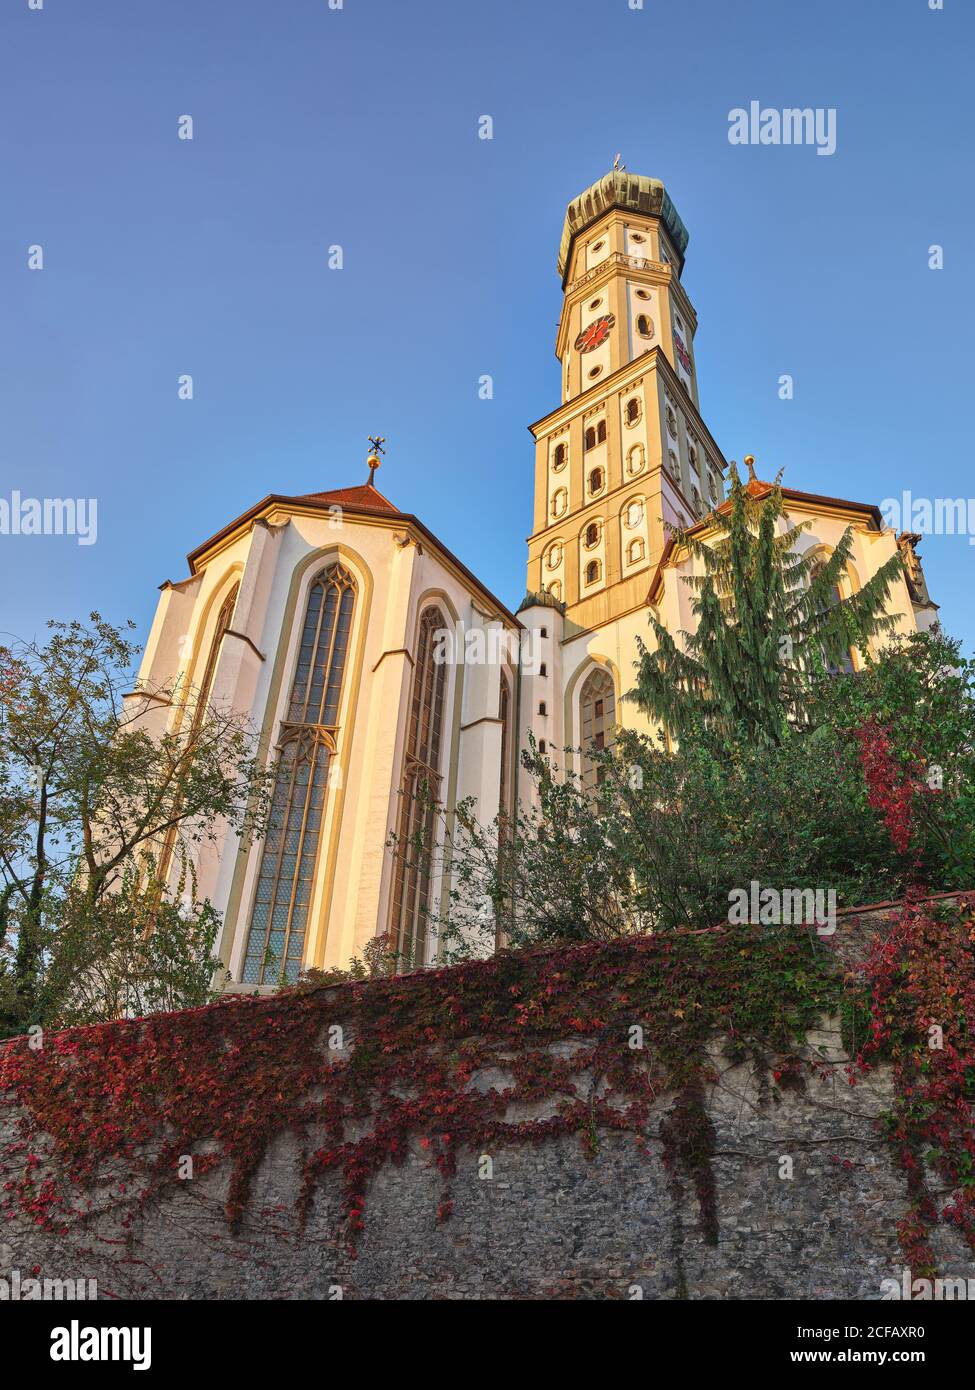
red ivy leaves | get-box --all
[853,890,975,1276]
[0,929,838,1256]
[854,718,931,858]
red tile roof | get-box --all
[298,482,400,514]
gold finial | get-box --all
[366,435,386,484]
[744,454,757,482]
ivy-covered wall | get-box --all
[2,902,973,1300]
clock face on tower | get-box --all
[574,313,615,353]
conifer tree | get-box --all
[629,463,906,745]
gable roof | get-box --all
[646,478,887,606]
[182,479,522,629]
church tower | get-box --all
[525,169,727,630]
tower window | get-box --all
[587,470,603,497]
[625,500,644,528]
[546,542,562,569]
[540,627,547,638]
[584,426,596,451]
[539,662,547,677]
[597,419,607,444]
[551,487,567,518]
[636,314,653,338]
[627,443,645,476]
[584,522,599,548]
[552,442,567,471]
[538,701,547,716]
[591,240,605,253]
[539,740,547,754]
[588,366,602,380]
[636,288,651,300]
[585,559,601,586]
[624,397,641,425]
[588,297,602,311]
[627,537,645,564]
[630,232,646,244]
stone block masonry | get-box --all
[2,911,973,1300]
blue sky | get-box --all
[1,0,972,653]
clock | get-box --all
[574,313,615,353]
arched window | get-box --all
[584,521,599,548]
[584,426,596,451]
[552,442,567,471]
[625,499,644,528]
[551,487,568,518]
[588,468,604,495]
[627,443,645,476]
[547,542,562,569]
[580,667,616,789]
[389,606,449,969]
[811,563,856,675]
[194,585,239,718]
[636,314,653,338]
[624,397,641,425]
[499,674,511,818]
[585,559,601,586]
[242,564,356,985]
[596,419,607,444]
[627,537,645,564]
[157,581,239,887]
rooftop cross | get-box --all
[366,435,386,485]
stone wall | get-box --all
[1,1020,972,1300]
[2,904,973,1300]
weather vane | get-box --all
[613,153,625,171]
[366,435,386,483]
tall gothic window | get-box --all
[241,563,356,985]
[499,673,511,818]
[389,606,448,970]
[580,667,616,789]
[156,582,239,887]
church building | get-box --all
[127,168,937,987]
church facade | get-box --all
[128,169,937,987]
